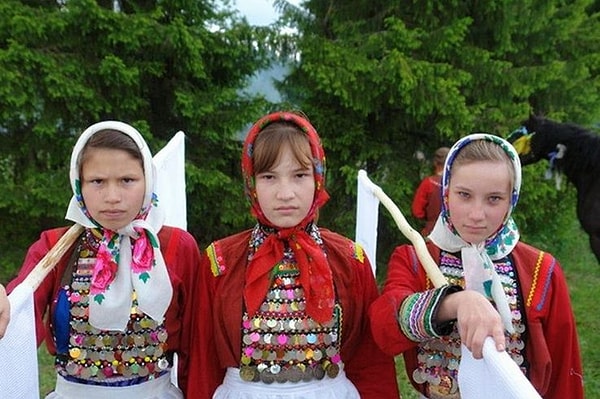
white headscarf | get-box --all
[429,133,521,333]
[65,121,172,331]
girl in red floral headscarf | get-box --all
[188,111,400,399]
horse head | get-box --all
[507,115,570,168]
[509,115,600,263]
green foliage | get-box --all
[0,0,274,258]
[513,163,579,252]
[38,348,55,398]
[276,0,600,261]
[2,0,597,278]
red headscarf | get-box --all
[241,111,334,324]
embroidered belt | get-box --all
[239,361,340,383]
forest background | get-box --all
[0,0,599,397]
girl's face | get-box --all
[447,160,512,245]
[81,147,146,231]
[255,144,315,228]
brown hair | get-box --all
[252,122,312,174]
[433,147,450,167]
[78,129,143,176]
[452,140,515,188]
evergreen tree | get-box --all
[0,0,272,270]
[277,0,600,268]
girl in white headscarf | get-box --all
[370,134,583,399]
[5,121,202,398]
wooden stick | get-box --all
[358,170,447,288]
[20,224,84,291]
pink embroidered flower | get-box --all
[90,245,118,295]
[131,229,154,274]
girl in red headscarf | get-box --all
[187,111,400,398]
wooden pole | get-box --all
[358,170,447,288]
[20,224,84,291]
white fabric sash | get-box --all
[458,337,542,398]
[0,284,39,399]
[355,170,380,275]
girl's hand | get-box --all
[438,290,506,359]
[0,284,10,338]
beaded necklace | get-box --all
[239,224,342,383]
[412,250,527,398]
[54,229,171,386]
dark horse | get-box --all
[508,115,600,263]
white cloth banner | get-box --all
[148,131,188,386]
[0,284,39,399]
[355,170,380,276]
[458,337,542,398]
[150,131,187,231]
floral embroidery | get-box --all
[207,242,226,277]
[353,243,365,264]
[90,244,118,298]
[132,228,154,280]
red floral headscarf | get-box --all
[241,111,334,324]
[242,111,330,225]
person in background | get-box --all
[412,147,450,236]
[370,134,583,398]
[188,111,400,399]
[5,121,202,398]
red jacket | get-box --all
[7,226,202,396]
[411,175,442,236]
[187,228,400,399]
[369,241,583,398]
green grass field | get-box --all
[33,220,600,398]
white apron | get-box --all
[213,367,360,399]
[46,372,182,399]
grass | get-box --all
[30,220,600,397]
[38,348,55,398]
